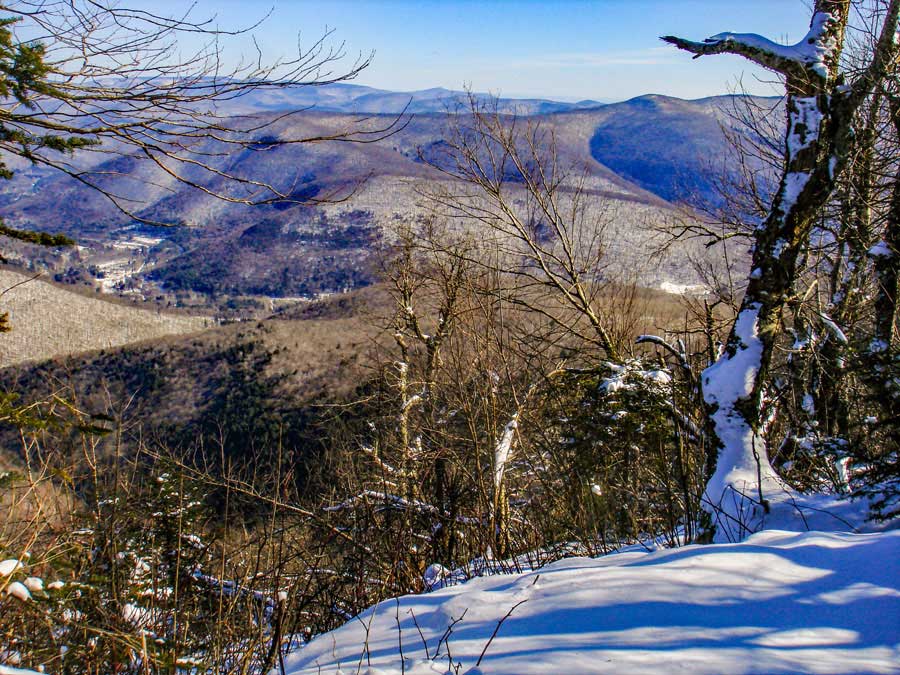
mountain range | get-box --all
[0,83,777,312]
[210,82,610,116]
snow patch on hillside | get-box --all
[659,280,707,295]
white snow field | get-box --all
[285,529,900,675]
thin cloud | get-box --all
[512,47,680,69]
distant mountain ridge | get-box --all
[228,84,780,205]
[588,93,781,205]
[224,81,776,118]
[221,82,610,115]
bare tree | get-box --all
[418,92,653,363]
[0,0,405,229]
[407,94,702,554]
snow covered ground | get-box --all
[285,529,900,675]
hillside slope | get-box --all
[588,94,782,205]
[0,285,386,480]
[0,268,209,367]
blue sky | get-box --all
[165,0,813,101]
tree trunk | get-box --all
[664,0,900,540]
[865,96,900,422]
[816,97,882,441]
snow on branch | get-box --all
[661,12,836,78]
[402,392,424,412]
[324,490,441,514]
[636,334,692,375]
[361,445,400,476]
[818,313,848,345]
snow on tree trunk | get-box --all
[493,415,518,495]
[664,0,899,541]
[491,414,518,558]
[701,304,785,540]
[700,82,840,540]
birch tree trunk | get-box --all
[663,0,899,541]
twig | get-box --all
[395,599,406,674]
[354,604,377,675]
[433,609,467,660]
[476,599,527,667]
[0,272,44,300]
[407,608,430,660]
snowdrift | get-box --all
[285,530,900,675]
